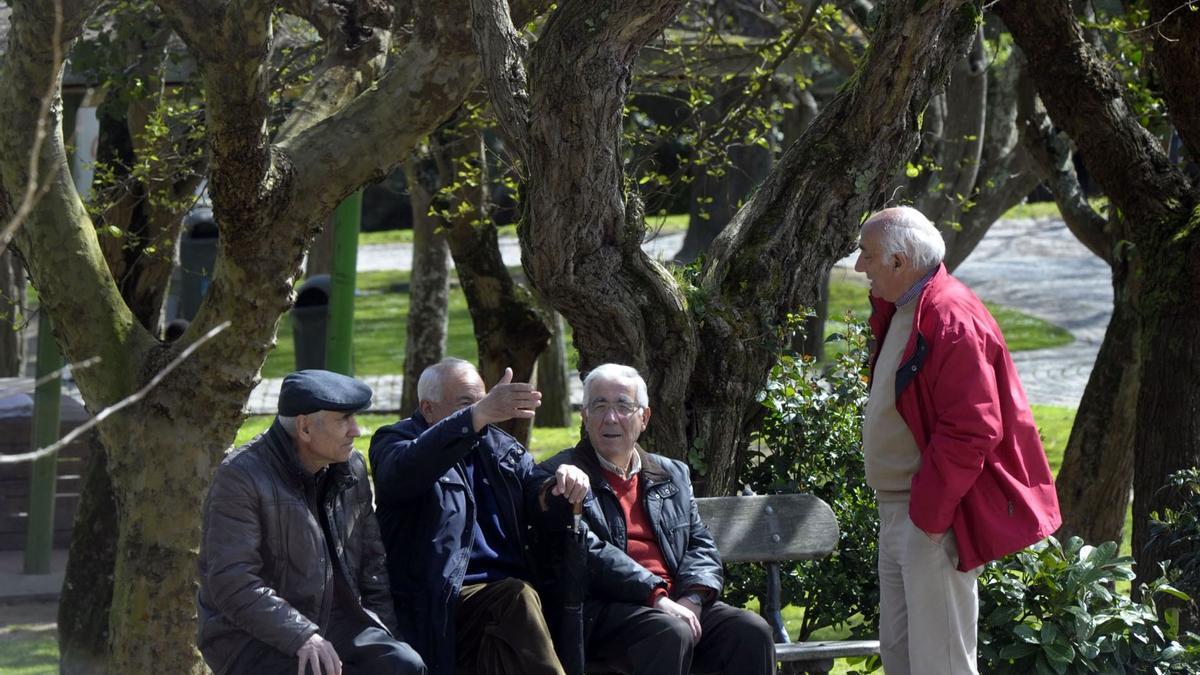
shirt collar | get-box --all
[895,265,938,308]
[597,448,641,480]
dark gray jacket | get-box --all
[197,421,397,674]
[538,440,724,605]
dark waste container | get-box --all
[179,207,219,320]
[291,274,330,370]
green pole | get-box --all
[326,191,361,375]
[24,310,63,574]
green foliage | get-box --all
[1149,468,1200,605]
[727,315,880,647]
[979,536,1200,674]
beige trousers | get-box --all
[877,499,981,675]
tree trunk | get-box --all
[999,0,1200,605]
[1052,272,1137,544]
[534,309,572,427]
[0,250,25,376]
[1131,224,1200,618]
[58,433,117,675]
[401,153,451,412]
[674,81,774,264]
[435,124,551,447]
[305,213,336,278]
[475,0,981,495]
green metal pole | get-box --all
[326,191,361,375]
[24,310,63,574]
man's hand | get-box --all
[552,464,590,504]
[296,633,341,675]
[677,594,703,622]
[471,367,542,432]
[655,595,701,641]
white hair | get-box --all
[867,206,945,271]
[417,358,477,403]
[582,363,649,408]
[277,415,297,436]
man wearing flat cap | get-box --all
[198,369,426,675]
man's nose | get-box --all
[349,416,362,438]
[854,255,864,272]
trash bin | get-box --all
[291,274,330,370]
[179,207,219,320]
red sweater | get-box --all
[601,468,672,603]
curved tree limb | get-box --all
[468,0,532,165]
[996,0,1192,227]
[1149,0,1200,163]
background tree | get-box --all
[0,0,551,670]
[996,0,1200,604]
[473,0,982,494]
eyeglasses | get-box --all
[586,400,642,417]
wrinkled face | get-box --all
[296,410,361,473]
[854,222,909,303]
[583,376,650,464]
[421,367,485,425]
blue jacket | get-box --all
[369,408,541,675]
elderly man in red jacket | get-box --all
[855,206,1061,674]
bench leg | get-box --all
[781,659,834,675]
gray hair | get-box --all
[866,206,945,271]
[582,363,649,408]
[417,358,477,403]
[277,415,297,436]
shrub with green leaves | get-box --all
[1149,467,1200,628]
[979,536,1200,674]
[726,315,880,645]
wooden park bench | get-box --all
[696,493,880,675]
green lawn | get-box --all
[0,631,57,675]
[264,269,1071,378]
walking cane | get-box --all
[557,500,587,675]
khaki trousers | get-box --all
[877,499,981,675]
[456,577,566,675]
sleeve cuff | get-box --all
[646,586,669,607]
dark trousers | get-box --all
[456,577,566,675]
[233,624,426,675]
[585,600,776,675]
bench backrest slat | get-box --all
[695,494,839,563]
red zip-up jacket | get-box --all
[868,265,1062,570]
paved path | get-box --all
[248,217,1110,413]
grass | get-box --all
[0,632,57,674]
[357,214,690,247]
[233,412,582,471]
[263,269,1071,378]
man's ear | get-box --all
[419,400,433,420]
[295,413,312,440]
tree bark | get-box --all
[0,250,26,376]
[437,126,550,447]
[2,0,554,670]
[999,0,1200,604]
[474,0,982,494]
[58,433,117,675]
[534,309,572,428]
[401,151,451,413]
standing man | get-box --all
[198,370,425,675]
[370,358,589,675]
[855,206,1061,674]
[539,363,776,675]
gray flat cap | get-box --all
[278,369,372,416]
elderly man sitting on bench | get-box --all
[538,363,776,675]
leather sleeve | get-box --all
[200,463,318,657]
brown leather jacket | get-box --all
[197,421,397,674]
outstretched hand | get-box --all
[471,367,542,432]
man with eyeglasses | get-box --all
[537,363,776,675]
[369,358,590,675]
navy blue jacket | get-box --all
[369,408,541,675]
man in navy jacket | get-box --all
[370,359,589,675]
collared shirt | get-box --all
[597,448,642,480]
[895,265,939,308]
